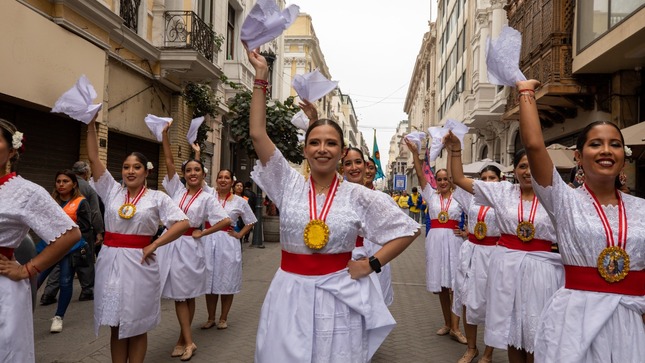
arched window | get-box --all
[480,144,488,159]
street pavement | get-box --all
[34,233,509,363]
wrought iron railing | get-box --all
[164,11,215,62]
[120,0,141,31]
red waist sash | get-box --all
[281,250,352,276]
[104,232,152,248]
[0,247,14,259]
[564,265,645,296]
[183,228,197,236]
[356,236,364,247]
[467,234,499,246]
[498,234,552,252]
[430,219,459,229]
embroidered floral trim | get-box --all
[12,131,23,150]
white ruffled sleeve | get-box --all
[250,149,303,210]
[162,174,185,199]
[473,180,515,210]
[452,186,474,211]
[20,182,76,243]
[204,194,229,226]
[240,200,258,225]
[360,189,419,246]
[155,191,188,227]
[91,170,120,203]
[531,167,571,221]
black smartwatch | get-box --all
[368,256,382,273]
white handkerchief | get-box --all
[428,127,448,161]
[297,132,305,143]
[187,116,205,145]
[240,0,299,50]
[291,110,310,131]
[292,69,338,102]
[51,75,103,124]
[144,114,173,142]
[404,131,427,152]
[486,26,527,86]
[444,119,469,148]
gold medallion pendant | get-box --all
[597,246,630,283]
[118,203,137,219]
[437,211,449,224]
[303,219,330,250]
[474,221,487,240]
[516,221,535,242]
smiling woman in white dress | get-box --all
[200,168,256,331]
[247,49,419,363]
[404,138,468,345]
[86,115,190,363]
[158,125,231,361]
[449,161,502,363]
[0,119,81,363]
[516,79,645,363]
[444,131,564,363]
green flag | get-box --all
[372,129,385,180]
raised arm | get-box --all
[161,123,177,180]
[191,142,201,161]
[86,113,107,180]
[517,80,552,187]
[444,131,475,194]
[299,99,319,126]
[403,138,428,191]
[247,49,276,165]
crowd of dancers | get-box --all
[1,50,644,363]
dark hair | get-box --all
[513,149,527,168]
[575,121,625,189]
[181,159,205,174]
[367,157,376,166]
[305,119,345,149]
[233,180,244,190]
[411,186,418,192]
[126,152,149,168]
[244,181,252,188]
[217,169,234,179]
[0,118,20,173]
[343,147,364,161]
[480,165,501,178]
[576,121,624,151]
[52,169,81,203]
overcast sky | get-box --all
[285,0,437,171]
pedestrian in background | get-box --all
[242,181,257,243]
[408,186,423,222]
[397,189,410,212]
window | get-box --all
[198,0,214,25]
[120,0,141,31]
[578,0,645,51]
[226,4,236,60]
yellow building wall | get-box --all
[0,1,105,109]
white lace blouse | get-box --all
[163,174,228,227]
[453,186,500,237]
[0,175,76,248]
[251,150,419,254]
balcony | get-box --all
[158,11,222,85]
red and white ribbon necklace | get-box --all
[218,192,231,208]
[309,175,340,223]
[0,172,16,187]
[440,193,452,213]
[583,184,627,249]
[124,186,147,207]
[179,188,203,213]
[477,206,491,222]
[518,193,538,225]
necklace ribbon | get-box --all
[118,186,147,219]
[437,193,452,223]
[516,193,538,242]
[0,172,16,187]
[179,188,203,213]
[218,192,231,208]
[304,175,340,250]
[583,184,629,282]
[473,206,491,240]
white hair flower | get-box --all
[147,162,154,170]
[12,131,23,150]
[624,146,632,157]
[204,167,209,174]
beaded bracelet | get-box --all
[518,88,535,94]
[254,79,269,86]
[253,84,267,94]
